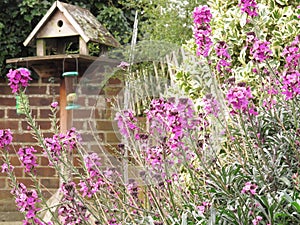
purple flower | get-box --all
[239,0,259,18]
[241,182,258,195]
[250,39,272,62]
[117,61,130,70]
[1,163,14,173]
[193,6,213,57]
[78,153,105,198]
[6,68,32,93]
[44,128,81,164]
[193,5,212,24]
[203,94,220,116]
[11,183,42,221]
[50,101,58,108]
[115,110,139,137]
[226,85,255,114]
[18,147,38,173]
[0,129,13,148]
[59,182,90,224]
[215,41,231,74]
[252,216,263,225]
[281,36,300,100]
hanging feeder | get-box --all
[62,57,81,110]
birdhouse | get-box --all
[6,0,120,130]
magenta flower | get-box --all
[197,201,211,214]
[0,129,13,148]
[6,68,32,93]
[281,35,300,100]
[215,41,231,74]
[203,94,220,117]
[18,147,38,173]
[11,183,44,224]
[241,182,258,195]
[252,216,263,225]
[226,85,254,114]
[239,0,259,18]
[250,39,272,62]
[117,61,130,70]
[78,153,105,198]
[193,6,213,57]
[59,182,90,224]
[115,110,139,137]
[44,128,81,164]
[50,101,58,108]
[1,163,14,173]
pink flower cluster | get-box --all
[18,147,38,173]
[239,0,258,17]
[146,98,197,150]
[252,215,262,225]
[281,35,300,100]
[193,5,213,57]
[250,40,272,63]
[6,68,32,93]
[0,129,13,148]
[215,41,232,74]
[241,182,257,195]
[78,153,104,198]
[115,110,139,137]
[203,94,220,117]
[12,183,50,225]
[44,128,81,164]
[226,85,255,114]
[197,201,211,214]
[58,182,90,225]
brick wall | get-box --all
[0,69,124,221]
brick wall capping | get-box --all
[6,54,120,78]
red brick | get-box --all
[96,120,113,131]
[39,109,52,118]
[0,97,15,106]
[16,178,35,187]
[13,133,36,143]
[0,190,13,200]
[29,97,52,106]
[106,132,120,143]
[36,167,56,177]
[0,121,19,130]
[7,109,37,118]
[105,86,123,96]
[73,155,82,167]
[0,86,12,94]
[108,78,122,85]
[40,178,59,189]
[21,120,51,130]
[73,109,92,118]
[0,110,4,118]
[0,178,6,188]
[9,156,21,166]
[40,156,49,166]
[27,86,47,95]
[0,167,23,177]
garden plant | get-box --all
[1,0,300,224]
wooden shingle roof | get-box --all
[23,1,120,48]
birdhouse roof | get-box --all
[23,1,120,48]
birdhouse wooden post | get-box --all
[7,0,119,132]
[6,1,119,221]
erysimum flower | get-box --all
[193,5,213,57]
[239,0,259,17]
[226,84,256,115]
[250,39,272,62]
[0,129,13,148]
[6,68,32,93]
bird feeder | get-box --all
[62,57,80,110]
